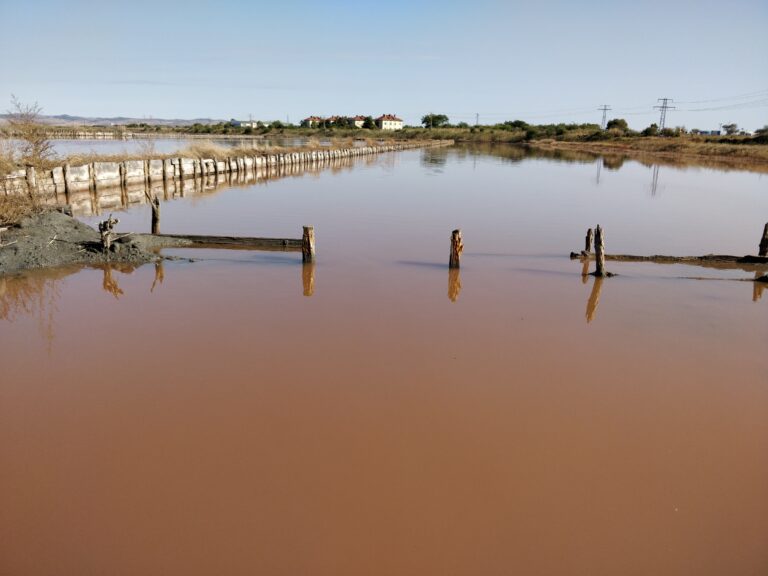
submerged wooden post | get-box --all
[759,222,768,257]
[302,226,315,263]
[449,229,463,269]
[585,228,594,253]
[593,224,606,277]
[151,197,161,234]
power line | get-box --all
[598,104,611,130]
[676,88,768,105]
[654,98,675,130]
[683,98,768,112]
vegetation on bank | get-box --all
[3,94,767,222]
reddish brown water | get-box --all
[1,147,767,575]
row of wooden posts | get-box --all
[112,203,768,277]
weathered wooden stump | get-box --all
[302,226,315,263]
[759,222,768,257]
[585,228,594,253]
[151,197,161,235]
[98,214,119,252]
[590,224,613,277]
[449,229,463,269]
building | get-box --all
[376,114,403,131]
[352,115,366,128]
[302,116,324,127]
[230,120,260,128]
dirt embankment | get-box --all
[0,210,160,275]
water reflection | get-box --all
[754,273,766,302]
[585,276,604,323]
[39,155,368,218]
[0,268,66,352]
[151,261,165,293]
[650,164,661,196]
[302,263,315,297]
[448,269,462,302]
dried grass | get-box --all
[0,194,37,225]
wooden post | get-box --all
[302,226,315,263]
[25,165,37,193]
[98,214,119,252]
[449,229,463,269]
[585,228,594,252]
[759,222,768,257]
[151,197,160,234]
[594,224,606,277]
[63,163,71,197]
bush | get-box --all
[642,124,659,137]
[605,118,628,131]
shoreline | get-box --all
[522,139,768,173]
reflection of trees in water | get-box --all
[602,155,626,170]
[453,143,604,166]
[0,268,67,352]
[421,148,449,170]
[0,263,154,352]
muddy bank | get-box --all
[0,210,160,275]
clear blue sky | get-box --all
[1,0,766,130]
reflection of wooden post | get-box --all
[759,222,768,257]
[302,263,315,297]
[581,258,590,283]
[585,228,594,252]
[449,229,463,269]
[753,272,766,302]
[151,261,165,293]
[594,224,606,277]
[586,276,603,323]
[151,197,160,234]
[448,269,462,302]
[302,226,315,263]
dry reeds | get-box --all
[0,194,37,225]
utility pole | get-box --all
[475,113,479,127]
[598,104,611,130]
[654,98,675,131]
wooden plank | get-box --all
[149,233,302,251]
[570,250,768,272]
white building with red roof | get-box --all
[376,114,403,131]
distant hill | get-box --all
[0,114,227,126]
